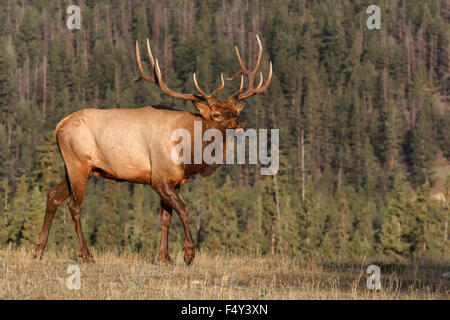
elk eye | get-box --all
[212,112,221,119]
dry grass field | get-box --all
[0,245,448,300]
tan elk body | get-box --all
[34,36,272,264]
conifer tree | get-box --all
[14,6,41,66]
[97,181,122,250]
[34,131,64,189]
[246,183,265,254]
[380,176,408,259]
[0,36,13,112]
[348,230,363,260]
[298,176,320,253]
[129,184,158,254]
[22,186,44,245]
[262,176,278,255]
[199,176,240,251]
[0,177,10,243]
[278,194,300,254]
[406,102,438,186]
[9,175,29,244]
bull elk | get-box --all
[34,35,272,265]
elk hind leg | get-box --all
[34,179,70,259]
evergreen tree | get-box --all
[262,176,278,255]
[8,175,29,244]
[97,181,122,250]
[408,182,445,259]
[199,176,240,252]
[129,184,158,254]
[0,177,10,243]
[380,176,408,259]
[406,102,438,186]
[34,131,64,189]
[22,186,44,245]
[0,36,13,111]
[278,194,300,254]
[298,176,320,253]
[14,6,41,66]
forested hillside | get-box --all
[0,0,448,262]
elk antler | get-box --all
[193,73,225,101]
[135,38,156,84]
[227,35,273,102]
[135,38,225,103]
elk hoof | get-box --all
[83,256,95,263]
[79,253,95,263]
[184,255,194,266]
[157,254,175,265]
[33,244,44,259]
[32,252,43,260]
[184,244,195,266]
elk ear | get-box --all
[193,102,211,118]
[235,102,246,114]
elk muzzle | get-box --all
[234,117,247,132]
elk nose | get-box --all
[237,118,246,128]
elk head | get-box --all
[135,36,272,131]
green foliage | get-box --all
[14,6,41,66]
[380,176,408,259]
[8,175,29,244]
[0,36,13,110]
[22,186,44,245]
[197,176,241,251]
[298,177,319,253]
[128,184,159,253]
[97,181,122,250]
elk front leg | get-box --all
[158,200,174,264]
[66,169,94,263]
[156,182,195,265]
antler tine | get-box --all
[257,61,273,93]
[235,62,272,101]
[135,39,203,101]
[235,45,248,74]
[134,40,156,83]
[227,36,263,83]
[231,75,245,100]
[154,59,202,101]
[193,73,208,98]
[208,73,225,99]
[226,44,248,96]
[193,73,226,100]
[228,35,272,102]
[235,72,264,101]
[226,46,247,81]
[134,37,271,104]
[146,38,155,68]
[253,35,263,78]
[256,72,264,90]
